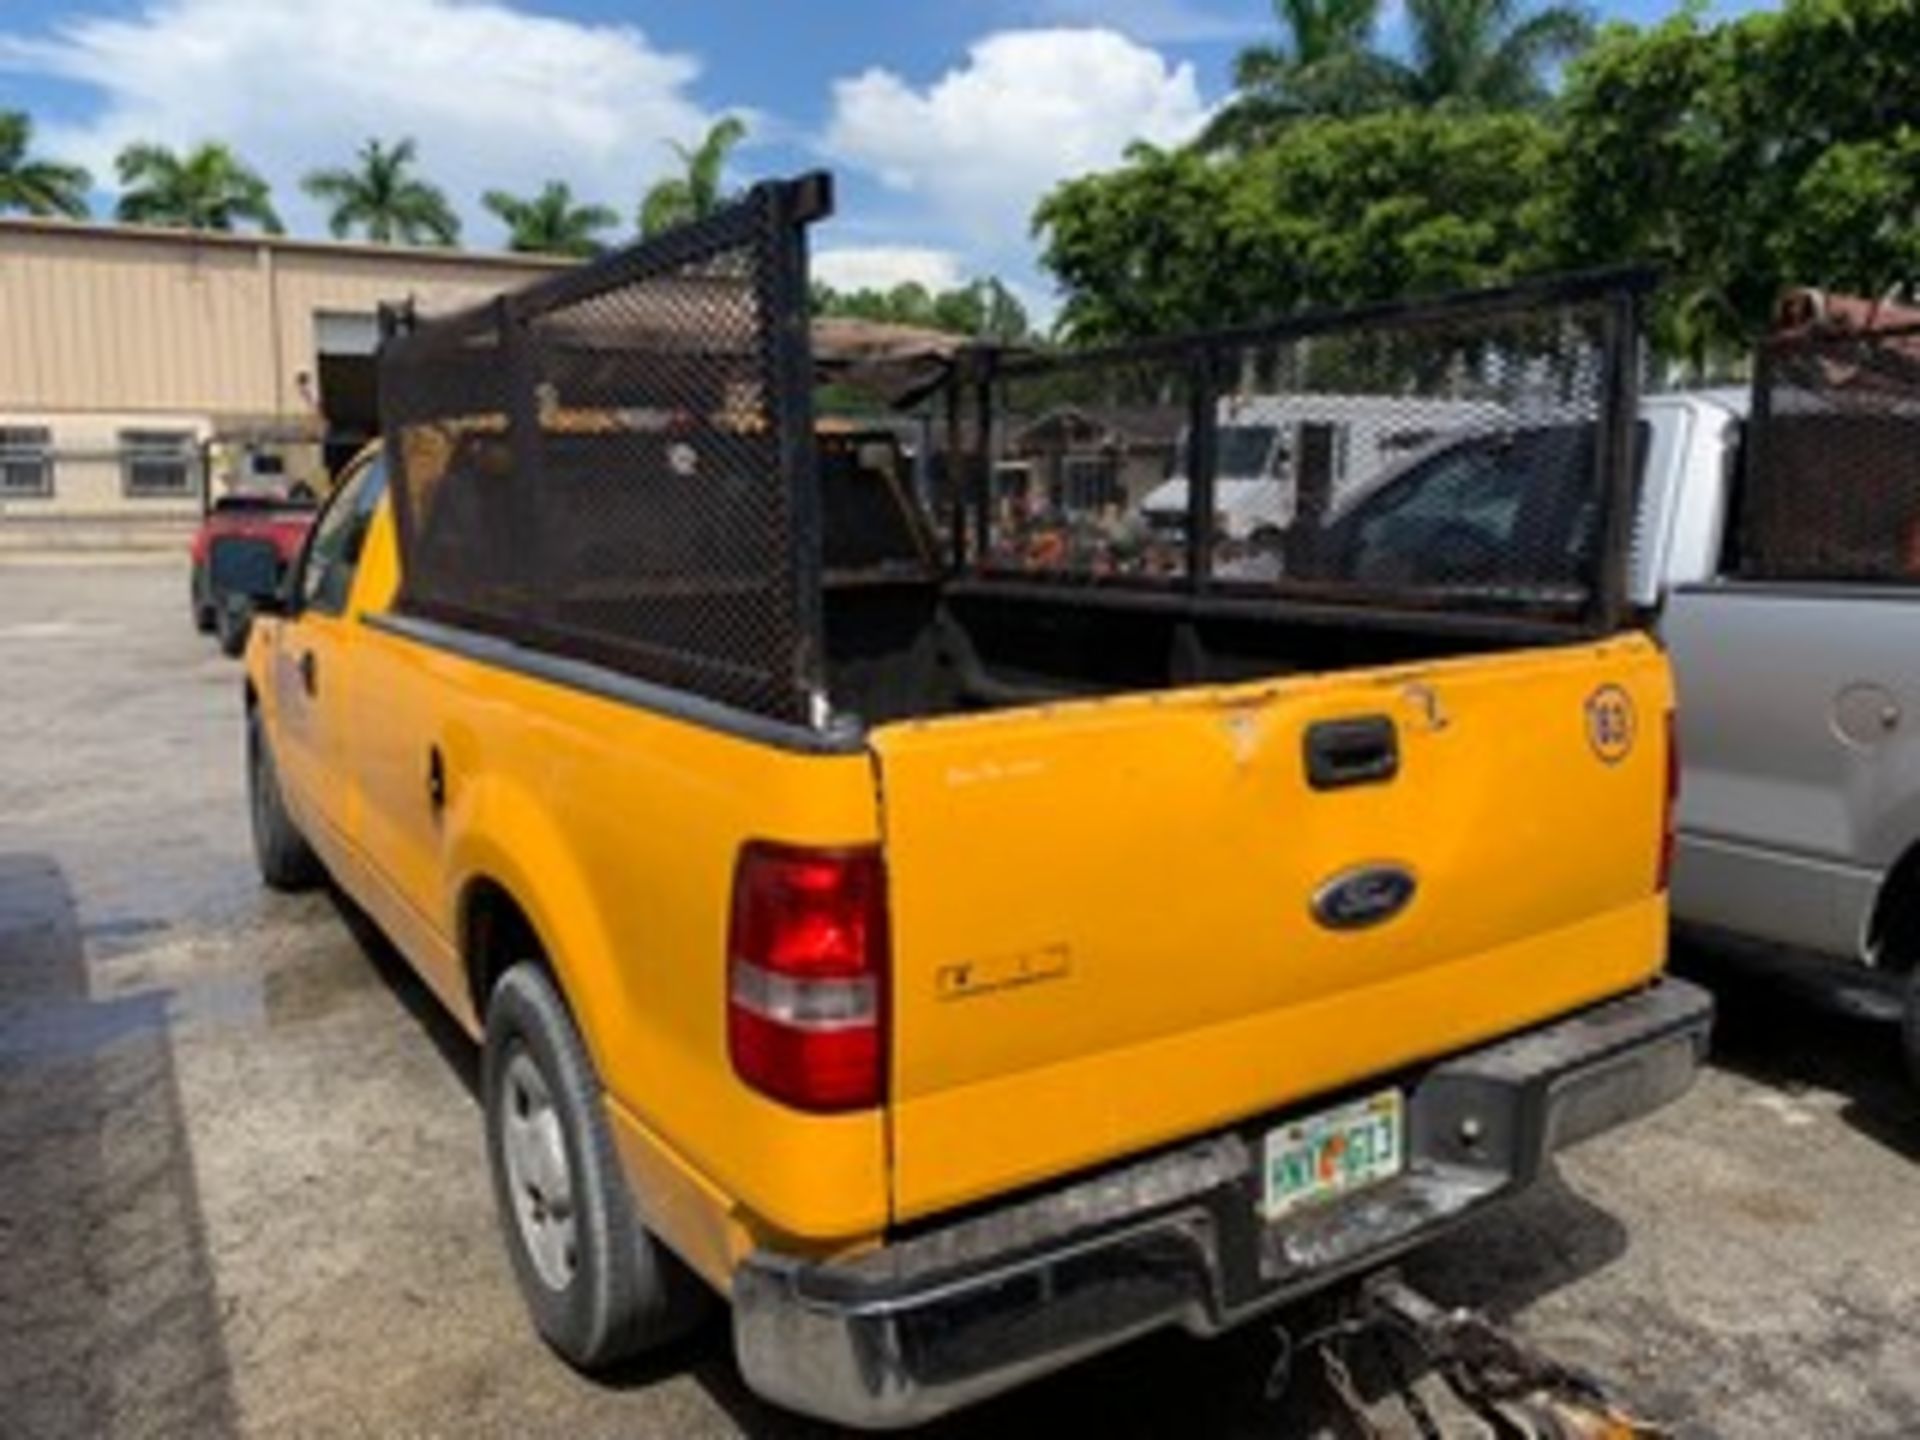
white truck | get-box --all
[1321,381,1920,1074]
[1140,393,1506,540]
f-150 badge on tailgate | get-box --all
[1585,684,1636,764]
[1311,864,1417,930]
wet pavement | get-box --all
[4,556,1920,1439]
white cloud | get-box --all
[813,245,965,295]
[0,0,723,246]
[823,29,1210,251]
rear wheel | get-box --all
[215,597,253,658]
[1902,968,1920,1090]
[247,711,321,891]
[191,563,215,633]
[483,962,711,1370]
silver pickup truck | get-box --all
[1316,377,1920,1075]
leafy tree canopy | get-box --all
[1041,0,1920,368]
[302,138,460,247]
[1204,0,1593,149]
[640,116,748,238]
[812,276,1033,343]
[1550,0,1920,365]
[1038,114,1553,344]
[484,180,617,257]
[0,111,91,219]
[115,141,281,234]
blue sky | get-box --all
[0,0,1769,310]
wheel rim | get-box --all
[499,1048,578,1292]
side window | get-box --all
[300,457,389,616]
[1346,440,1528,581]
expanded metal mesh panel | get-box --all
[988,352,1193,581]
[962,276,1643,624]
[382,313,528,620]
[382,181,823,722]
[1737,324,1920,583]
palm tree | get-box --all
[302,138,460,246]
[1202,0,1393,148]
[638,116,747,237]
[0,111,91,218]
[1382,0,1593,110]
[483,181,617,257]
[114,142,282,233]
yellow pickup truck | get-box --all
[236,176,1708,1428]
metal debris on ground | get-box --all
[1268,1272,1671,1439]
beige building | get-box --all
[0,217,569,538]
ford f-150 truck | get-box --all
[233,176,1708,1428]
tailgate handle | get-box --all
[1305,716,1398,790]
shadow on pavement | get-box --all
[326,885,479,1100]
[0,853,239,1438]
[1674,937,1920,1163]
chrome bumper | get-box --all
[733,978,1712,1430]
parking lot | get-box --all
[5,554,1920,1439]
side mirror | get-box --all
[208,536,290,615]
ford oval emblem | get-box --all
[1312,864,1417,930]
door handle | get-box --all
[426,746,446,813]
[297,650,317,698]
[1305,716,1399,790]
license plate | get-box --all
[1260,1089,1405,1222]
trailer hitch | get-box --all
[1267,1272,1670,1440]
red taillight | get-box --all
[1657,710,1679,893]
[728,842,888,1112]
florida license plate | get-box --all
[1260,1089,1405,1221]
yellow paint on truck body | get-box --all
[251,479,1671,1284]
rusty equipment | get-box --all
[1268,1272,1670,1440]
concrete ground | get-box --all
[4,556,1919,1440]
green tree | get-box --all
[483,181,618,257]
[302,138,460,246]
[1203,0,1397,148]
[0,111,91,218]
[1037,115,1555,343]
[1548,0,1920,368]
[812,276,1032,342]
[1382,0,1594,110]
[639,116,748,237]
[114,141,282,233]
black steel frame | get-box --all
[948,266,1657,638]
[380,173,835,727]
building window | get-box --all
[1062,454,1121,512]
[0,427,53,497]
[121,430,197,498]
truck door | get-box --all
[270,455,387,857]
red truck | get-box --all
[190,492,317,655]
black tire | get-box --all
[247,710,322,891]
[1902,967,1920,1090]
[215,598,253,659]
[191,563,215,633]
[484,963,711,1371]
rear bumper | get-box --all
[733,977,1712,1429]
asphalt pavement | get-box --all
[4,556,1918,1439]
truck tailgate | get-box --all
[872,634,1672,1221]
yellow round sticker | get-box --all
[1586,684,1636,764]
